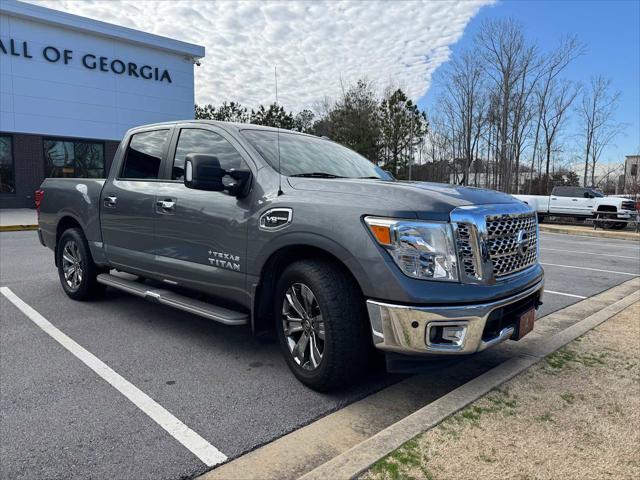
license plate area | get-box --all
[512,307,535,341]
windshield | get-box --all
[241,129,389,179]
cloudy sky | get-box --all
[30,0,492,111]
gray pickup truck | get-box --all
[37,120,544,390]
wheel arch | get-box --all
[251,243,368,336]
[55,215,84,266]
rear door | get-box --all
[100,127,172,274]
[151,124,255,307]
[573,188,596,216]
[549,187,575,214]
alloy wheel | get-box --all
[281,282,325,371]
[61,240,83,290]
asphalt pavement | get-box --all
[1,230,639,479]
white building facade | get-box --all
[0,0,204,208]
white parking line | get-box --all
[544,290,587,299]
[540,233,640,249]
[0,287,227,468]
[541,263,640,276]
[541,248,640,260]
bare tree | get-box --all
[539,79,579,192]
[578,76,621,186]
[476,18,538,192]
[439,48,486,185]
[527,35,584,192]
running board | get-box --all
[96,273,248,326]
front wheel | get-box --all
[275,260,370,391]
[56,228,105,300]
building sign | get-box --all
[0,38,172,83]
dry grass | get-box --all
[363,302,640,480]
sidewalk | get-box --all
[0,209,38,231]
[363,301,640,480]
[539,223,640,240]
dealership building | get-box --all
[0,0,205,208]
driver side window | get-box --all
[172,128,246,180]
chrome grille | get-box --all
[456,224,478,278]
[486,213,538,277]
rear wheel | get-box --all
[56,228,105,300]
[275,260,370,391]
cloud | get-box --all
[29,0,492,112]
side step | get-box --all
[96,273,248,326]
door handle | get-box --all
[551,197,557,200]
[104,195,117,208]
[572,199,578,201]
[156,199,175,210]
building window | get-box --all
[631,164,638,177]
[0,135,15,194]
[44,138,105,178]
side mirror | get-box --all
[184,153,252,197]
[184,154,225,191]
[583,192,592,198]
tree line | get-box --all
[196,18,625,194]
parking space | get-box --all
[1,230,639,479]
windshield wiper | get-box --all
[289,172,345,178]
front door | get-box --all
[100,128,171,274]
[152,126,255,307]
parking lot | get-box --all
[1,230,639,479]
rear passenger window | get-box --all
[172,129,246,180]
[120,130,169,179]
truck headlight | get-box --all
[364,217,458,281]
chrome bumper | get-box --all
[366,280,544,355]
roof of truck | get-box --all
[129,120,317,138]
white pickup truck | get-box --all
[514,186,638,229]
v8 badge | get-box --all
[259,208,293,231]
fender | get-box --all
[249,230,374,297]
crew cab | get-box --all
[515,186,638,229]
[36,120,544,390]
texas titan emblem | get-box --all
[208,250,241,271]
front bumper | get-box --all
[367,279,544,355]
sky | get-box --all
[30,0,639,165]
[422,0,640,166]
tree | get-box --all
[379,88,428,177]
[195,101,249,122]
[539,79,579,192]
[327,79,382,162]
[476,18,538,192]
[250,103,295,129]
[577,76,622,186]
[294,109,315,133]
[527,36,584,192]
[439,49,486,186]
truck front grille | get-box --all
[456,224,478,278]
[486,213,538,277]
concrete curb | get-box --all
[299,290,640,480]
[0,225,38,232]
[539,224,639,240]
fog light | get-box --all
[426,322,469,349]
[443,326,466,345]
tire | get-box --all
[56,228,105,300]
[274,259,370,391]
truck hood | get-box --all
[288,178,520,220]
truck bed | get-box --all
[38,178,106,252]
